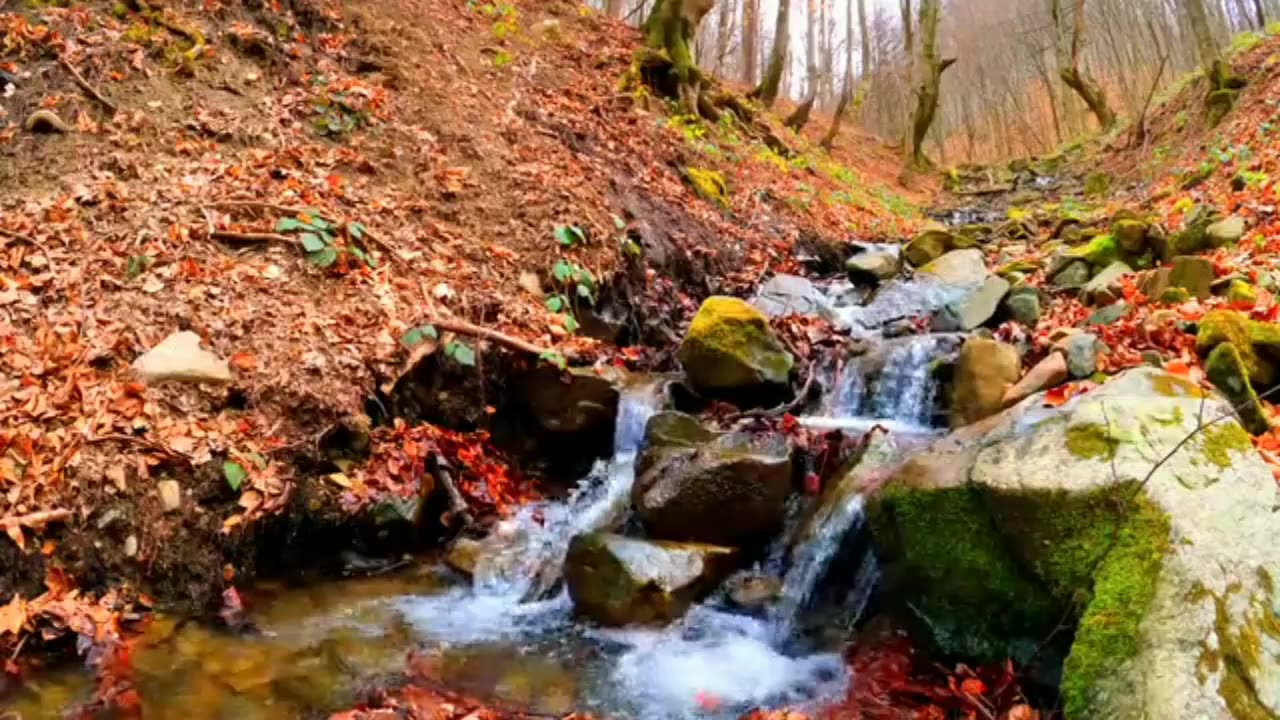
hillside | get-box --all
[0,0,921,669]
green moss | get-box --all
[1149,373,1208,398]
[1228,280,1259,306]
[1161,287,1193,303]
[1197,310,1280,387]
[1204,580,1280,719]
[677,296,792,389]
[1112,219,1148,251]
[686,167,729,209]
[1201,418,1256,465]
[1085,172,1111,198]
[1069,233,1121,269]
[1066,423,1121,461]
[1060,496,1170,718]
[1205,343,1271,436]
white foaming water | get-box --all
[768,494,868,641]
[599,607,848,719]
[864,335,940,425]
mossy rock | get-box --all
[1196,309,1280,387]
[903,228,960,267]
[677,296,794,394]
[1067,233,1121,269]
[1112,219,1149,254]
[685,167,729,209]
[1084,172,1111,198]
[1227,279,1258,306]
[1205,343,1272,435]
[1207,88,1240,128]
[1170,205,1223,258]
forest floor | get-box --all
[0,0,926,683]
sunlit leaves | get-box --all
[554,224,586,247]
[444,341,476,367]
[222,461,247,492]
[400,324,440,348]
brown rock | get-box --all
[951,338,1021,428]
[1002,352,1069,408]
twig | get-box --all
[432,463,474,530]
[427,318,555,357]
[0,508,72,528]
[58,55,117,114]
[87,433,192,463]
[210,229,296,246]
[0,227,55,273]
[209,200,399,262]
[728,362,818,423]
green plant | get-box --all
[492,50,515,68]
[223,461,247,491]
[310,78,371,137]
[1229,30,1264,55]
[554,225,586,248]
[275,214,375,269]
[546,259,596,334]
[399,324,476,366]
[126,254,153,279]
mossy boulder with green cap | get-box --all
[677,297,794,394]
[1196,309,1280,387]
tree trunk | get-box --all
[1185,0,1228,84]
[605,0,626,18]
[742,0,759,85]
[643,0,717,114]
[1254,0,1267,26]
[821,0,855,149]
[753,0,790,106]
[784,91,818,131]
[909,0,954,166]
[1051,0,1117,130]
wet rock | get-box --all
[1204,343,1271,435]
[564,533,737,626]
[1082,261,1132,305]
[725,573,783,611]
[933,276,1009,331]
[677,297,793,395]
[869,367,1280,720]
[1087,302,1129,327]
[1206,214,1246,247]
[903,228,960,267]
[1050,259,1091,290]
[634,418,793,545]
[845,251,899,284]
[157,480,182,513]
[1196,309,1280,387]
[1065,333,1101,378]
[951,337,1020,428]
[444,538,483,576]
[1001,352,1068,407]
[1004,287,1042,327]
[752,274,832,319]
[521,365,621,434]
[916,249,988,286]
[133,331,233,385]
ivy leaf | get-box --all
[275,217,306,233]
[552,259,573,283]
[563,314,579,334]
[545,295,565,313]
[612,215,626,231]
[576,284,595,304]
[445,341,477,367]
[348,222,367,240]
[401,325,439,347]
[300,232,326,252]
[308,246,339,268]
[554,225,585,247]
[223,461,247,492]
[539,351,568,370]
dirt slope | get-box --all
[0,0,922,661]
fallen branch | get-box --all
[58,55,117,114]
[728,362,818,423]
[209,200,399,262]
[210,229,296,246]
[0,508,72,529]
[432,462,474,530]
[427,318,555,357]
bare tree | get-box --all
[742,0,759,84]
[909,0,955,165]
[821,0,859,147]
[1050,0,1117,130]
[753,0,791,106]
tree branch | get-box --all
[58,55,117,114]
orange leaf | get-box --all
[229,352,257,372]
[0,595,27,635]
[1043,382,1078,408]
[1165,360,1191,377]
[960,677,987,696]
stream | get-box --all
[4,275,964,720]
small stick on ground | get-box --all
[209,200,399,262]
[58,55,117,114]
[0,508,72,529]
[210,229,297,246]
[427,318,556,357]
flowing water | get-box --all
[4,285,960,719]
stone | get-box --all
[752,274,832,319]
[935,276,1009,331]
[132,331,233,385]
[951,337,1021,428]
[1087,302,1130,327]
[157,480,182,513]
[1112,219,1148,254]
[1001,352,1069,408]
[1050,260,1092,290]
[1204,343,1272,435]
[1068,233,1122,270]
[444,538,483,576]
[25,109,72,134]
[1196,309,1280,387]
[1140,350,1164,368]
[1065,333,1102,378]
[521,366,621,435]
[1206,214,1246,247]
[633,418,793,545]
[903,228,959,267]
[677,297,794,394]
[846,251,900,284]
[1083,261,1132,305]
[1168,205,1222,258]
[868,367,1280,720]
[725,573,783,611]
[1084,171,1110,197]
[1004,287,1041,327]
[1168,255,1216,299]
[564,533,737,626]
[917,249,989,286]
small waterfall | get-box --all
[768,494,868,641]
[864,335,939,426]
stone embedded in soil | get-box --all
[950,337,1020,428]
[676,296,794,395]
[157,480,182,513]
[869,367,1280,720]
[1003,287,1042,327]
[1087,302,1130,327]
[1082,261,1132,305]
[563,533,737,626]
[133,331,233,385]
[633,416,792,545]
[1050,259,1092,290]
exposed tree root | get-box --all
[58,55,117,114]
[425,318,555,358]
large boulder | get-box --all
[564,533,737,626]
[1196,309,1280,387]
[633,412,793,545]
[950,337,1021,428]
[677,297,794,395]
[521,365,622,434]
[933,276,1010,331]
[869,367,1280,720]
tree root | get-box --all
[425,318,555,357]
[430,460,474,531]
[58,55,117,114]
[209,200,399,262]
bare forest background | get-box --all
[591,0,1280,164]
